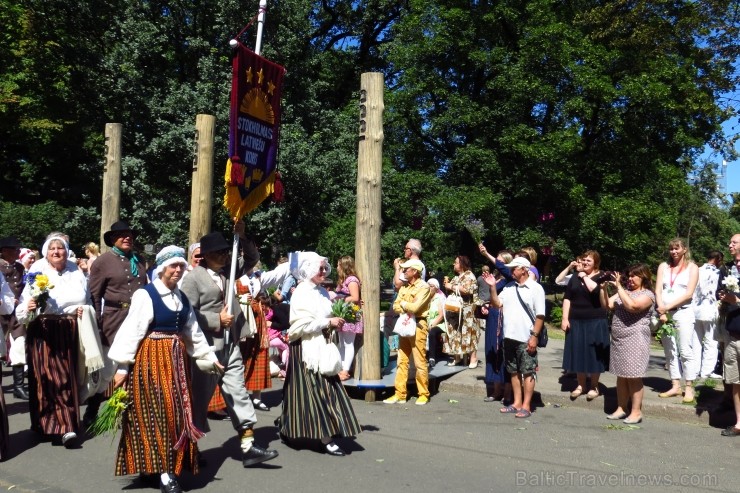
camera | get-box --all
[593,271,616,284]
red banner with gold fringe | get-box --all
[224,42,286,219]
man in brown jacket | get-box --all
[85,221,148,426]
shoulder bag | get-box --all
[515,287,547,348]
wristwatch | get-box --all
[529,330,539,337]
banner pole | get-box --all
[227,0,268,309]
[254,0,267,56]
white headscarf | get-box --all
[154,245,187,277]
[291,252,330,282]
[41,236,69,258]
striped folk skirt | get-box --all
[26,315,80,437]
[278,340,361,441]
[115,333,202,477]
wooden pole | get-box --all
[355,72,384,402]
[100,123,122,253]
[189,114,216,247]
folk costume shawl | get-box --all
[288,280,334,374]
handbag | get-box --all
[319,340,342,376]
[393,312,417,337]
[444,286,464,313]
[515,287,548,348]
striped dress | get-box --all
[115,284,202,477]
[26,315,80,437]
[277,340,361,440]
[277,281,361,441]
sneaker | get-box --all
[428,358,436,369]
[415,396,429,406]
[709,372,723,379]
[383,395,405,404]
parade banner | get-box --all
[224,43,286,219]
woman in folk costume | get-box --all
[16,235,105,449]
[108,246,222,493]
[0,272,15,460]
[277,252,361,456]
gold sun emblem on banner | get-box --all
[240,88,275,124]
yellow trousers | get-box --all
[394,324,429,399]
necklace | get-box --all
[666,262,685,294]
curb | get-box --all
[438,377,726,425]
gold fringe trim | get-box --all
[224,158,276,219]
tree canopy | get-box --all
[1,0,739,278]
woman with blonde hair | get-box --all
[84,242,100,270]
[334,256,363,380]
[655,238,699,402]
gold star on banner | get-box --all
[246,67,253,84]
[257,68,264,85]
[267,80,275,95]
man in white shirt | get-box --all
[485,257,545,418]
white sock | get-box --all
[241,436,254,452]
[160,473,173,484]
[326,442,339,452]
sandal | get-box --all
[586,389,600,401]
[514,409,532,418]
[483,396,496,403]
[658,388,681,398]
[500,405,520,414]
[721,426,740,437]
[570,386,583,399]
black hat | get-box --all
[199,232,231,255]
[103,221,137,247]
[0,236,21,249]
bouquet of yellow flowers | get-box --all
[87,387,130,440]
[331,299,361,323]
[24,273,54,324]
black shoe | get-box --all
[324,442,346,456]
[13,386,30,400]
[253,399,270,411]
[62,432,80,449]
[207,410,230,420]
[242,445,279,467]
[160,477,182,493]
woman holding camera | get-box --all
[601,265,655,424]
[561,250,610,400]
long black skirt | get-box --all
[278,340,361,440]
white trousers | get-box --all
[663,307,700,381]
[338,331,356,372]
[695,319,719,377]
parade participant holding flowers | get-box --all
[107,246,222,493]
[333,255,363,380]
[278,252,361,456]
[16,235,103,449]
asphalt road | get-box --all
[1,379,738,493]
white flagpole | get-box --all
[255,0,267,56]
[227,0,268,312]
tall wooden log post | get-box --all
[355,72,384,401]
[100,123,122,253]
[189,114,216,247]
